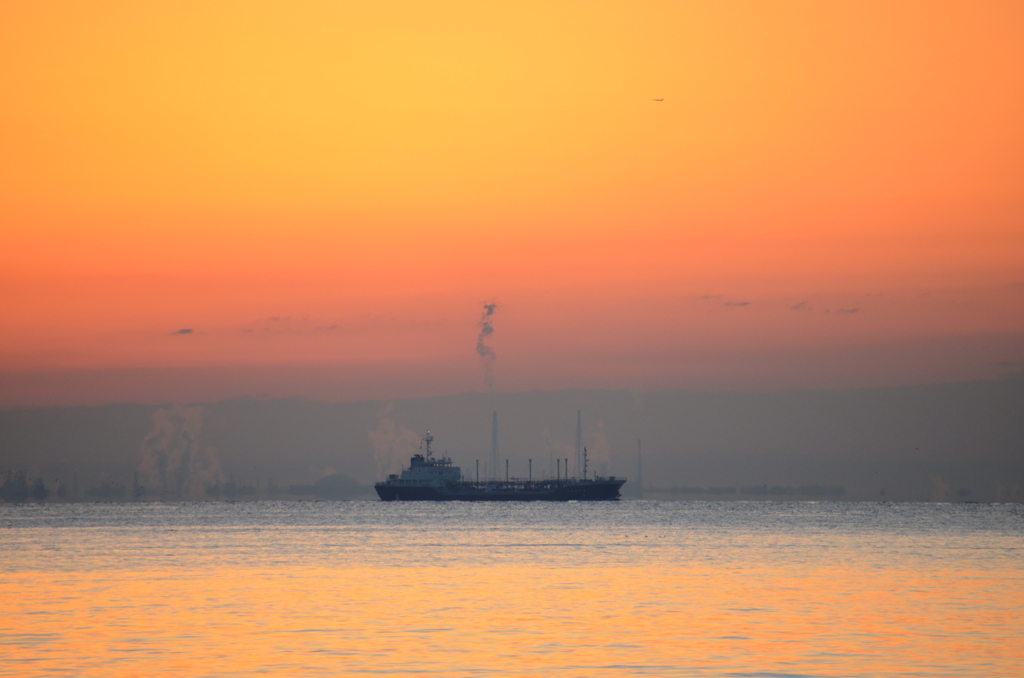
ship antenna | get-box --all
[424,431,433,459]
[583,446,588,480]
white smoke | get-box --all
[138,406,222,500]
[368,404,421,480]
[476,301,498,389]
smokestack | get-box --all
[637,439,643,500]
[491,411,499,481]
[575,411,582,478]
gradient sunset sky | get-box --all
[2,0,1022,407]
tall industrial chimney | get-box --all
[491,411,499,481]
[637,439,643,500]
[574,410,583,478]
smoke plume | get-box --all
[368,404,421,480]
[138,406,222,500]
[477,301,498,389]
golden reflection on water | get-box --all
[1,502,1022,677]
[4,565,1022,676]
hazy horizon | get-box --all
[3,372,1021,504]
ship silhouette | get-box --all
[375,432,625,501]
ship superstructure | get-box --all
[375,432,625,501]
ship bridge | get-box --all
[397,432,462,484]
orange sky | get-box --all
[2,0,1023,406]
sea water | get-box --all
[1,501,1022,677]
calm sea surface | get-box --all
[1,501,1022,677]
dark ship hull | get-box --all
[375,478,625,502]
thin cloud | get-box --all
[996,360,1024,367]
[837,308,860,314]
[173,328,193,335]
[724,301,750,307]
[313,325,338,331]
[791,302,808,311]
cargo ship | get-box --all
[375,432,625,501]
